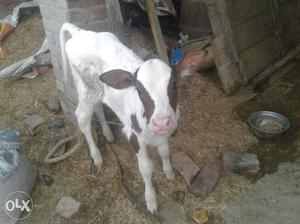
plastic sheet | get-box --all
[0,0,39,59]
[0,39,51,79]
[0,129,21,180]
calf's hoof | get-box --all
[91,151,103,168]
[146,192,158,215]
[105,134,114,143]
[165,170,175,181]
[103,129,114,143]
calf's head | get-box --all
[100,59,179,135]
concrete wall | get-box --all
[38,0,123,124]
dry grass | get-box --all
[0,10,260,224]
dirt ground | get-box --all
[1,10,299,224]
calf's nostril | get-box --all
[152,119,158,127]
[166,118,171,126]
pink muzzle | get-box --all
[150,116,175,134]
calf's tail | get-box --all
[60,23,81,80]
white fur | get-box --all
[60,22,179,214]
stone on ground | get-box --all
[223,150,260,174]
[55,196,82,219]
[42,174,54,186]
[158,193,194,224]
[48,118,65,129]
[42,98,61,113]
[24,114,45,132]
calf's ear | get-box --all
[99,69,135,89]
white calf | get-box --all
[60,22,179,214]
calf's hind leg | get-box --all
[94,102,114,142]
[75,101,102,168]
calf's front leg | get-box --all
[157,141,175,180]
[131,134,157,215]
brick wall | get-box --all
[38,0,123,124]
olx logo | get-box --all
[4,191,33,220]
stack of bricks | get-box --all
[38,0,109,124]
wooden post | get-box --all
[145,0,169,62]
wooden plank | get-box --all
[208,1,240,65]
[252,45,300,85]
[207,3,226,36]
[227,0,260,10]
[227,0,269,26]
[240,37,281,80]
[277,0,300,48]
[208,0,246,94]
[180,1,212,39]
[292,31,300,46]
[144,0,168,62]
[217,60,244,95]
[233,12,274,51]
[211,33,233,66]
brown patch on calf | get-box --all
[134,80,155,123]
[168,73,178,112]
[129,133,140,153]
[100,68,155,123]
[131,114,142,133]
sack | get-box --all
[0,129,37,222]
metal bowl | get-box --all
[247,111,290,140]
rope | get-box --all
[44,134,82,164]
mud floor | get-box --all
[0,10,299,224]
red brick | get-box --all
[171,151,200,185]
[189,164,222,198]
